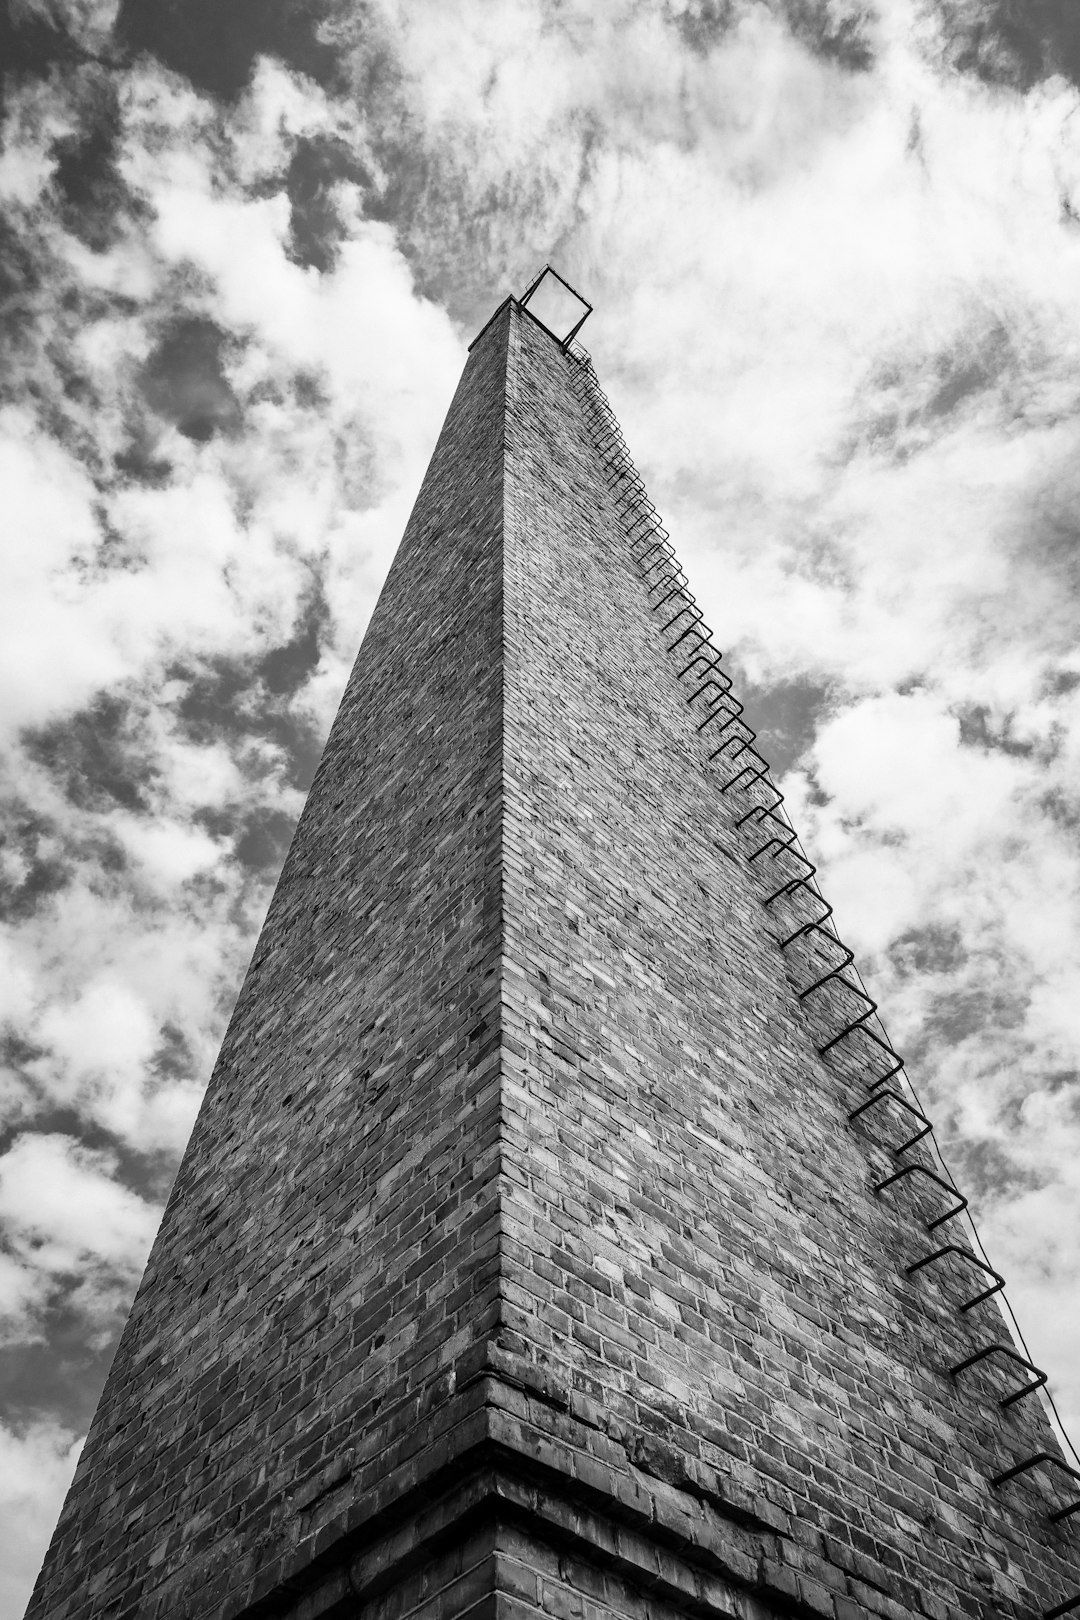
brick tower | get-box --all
[25,277,1080,1620]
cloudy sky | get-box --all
[3,0,1080,1610]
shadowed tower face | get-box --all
[26,290,1079,1620]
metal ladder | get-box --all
[565,337,1080,1619]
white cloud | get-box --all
[0,1252,48,1338]
[138,133,463,457]
[106,815,227,888]
[0,1133,158,1274]
[0,834,263,1153]
[0,931,38,1031]
[32,978,160,1103]
[0,1420,82,1620]
[0,1134,158,1346]
[0,423,127,743]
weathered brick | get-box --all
[23,296,1079,1620]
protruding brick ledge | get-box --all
[206,1347,935,1620]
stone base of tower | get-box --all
[213,1355,893,1620]
[266,1482,789,1620]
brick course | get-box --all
[24,298,1077,1620]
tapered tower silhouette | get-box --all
[26,276,1080,1620]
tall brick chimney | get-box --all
[25,287,1079,1620]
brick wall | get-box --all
[25,304,511,1620]
[496,302,1076,1620]
[24,298,1078,1620]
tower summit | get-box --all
[26,277,1080,1620]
